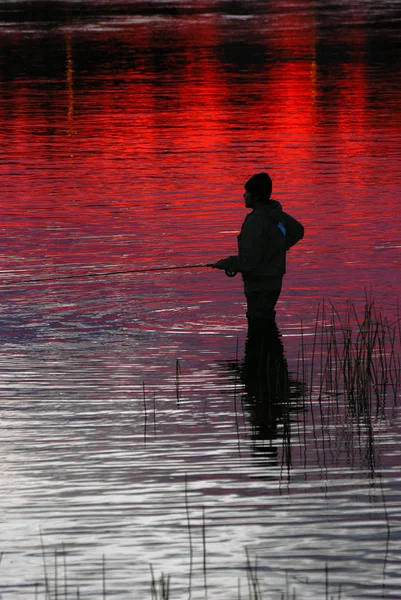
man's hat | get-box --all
[245,172,272,200]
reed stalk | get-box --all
[143,380,148,443]
[102,554,106,600]
[62,543,68,600]
[176,359,181,405]
[300,299,400,417]
[40,529,52,600]
[245,548,261,600]
[153,390,157,435]
[184,474,193,599]
[14,538,346,600]
[150,566,170,600]
[202,506,207,600]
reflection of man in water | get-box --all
[225,314,304,466]
[212,172,304,325]
[242,320,291,462]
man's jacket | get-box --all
[220,200,304,281]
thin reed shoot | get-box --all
[299,299,401,413]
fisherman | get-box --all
[211,172,304,327]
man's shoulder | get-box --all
[242,211,264,231]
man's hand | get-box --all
[211,259,229,269]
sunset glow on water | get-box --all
[0,1,400,598]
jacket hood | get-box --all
[254,199,283,221]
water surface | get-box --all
[0,1,401,598]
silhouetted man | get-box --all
[212,172,304,326]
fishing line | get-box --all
[1,263,214,287]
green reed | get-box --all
[12,541,341,600]
[299,298,401,414]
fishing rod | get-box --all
[1,263,216,287]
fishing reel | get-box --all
[225,269,238,278]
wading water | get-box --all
[0,1,400,598]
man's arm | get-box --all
[212,216,264,273]
[281,212,304,250]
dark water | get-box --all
[0,1,401,598]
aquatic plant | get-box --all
[150,567,170,600]
[299,297,401,414]
[5,541,342,599]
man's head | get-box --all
[244,172,272,207]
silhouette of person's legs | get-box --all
[245,283,282,329]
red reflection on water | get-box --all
[0,5,400,315]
